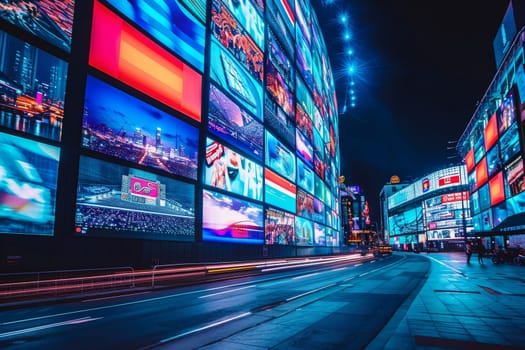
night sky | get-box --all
[313,1,512,221]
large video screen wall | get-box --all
[464,87,525,232]
[0,0,341,248]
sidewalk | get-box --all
[367,252,525,349]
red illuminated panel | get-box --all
[475,158,488,188]
[441,191,469,203]
[484,113,498,151]
[89,0,202,122]
[465,148,475,173]
[489,172,505,206]
[438,175,460,187]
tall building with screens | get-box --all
[0,0,341,269]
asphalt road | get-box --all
[0,253,431,349]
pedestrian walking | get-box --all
[478,240,486,264]
[466,242,472,264]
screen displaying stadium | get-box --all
[75,156,195,241]
[204,138,263,201]
[105,0,206,72]
[208,83,263,160]
[202,189,264,244]
[264,206,295,245]
[0,0,74,52]
[0,30,67,141]
[82,76,199,180]
[0,131,59,236]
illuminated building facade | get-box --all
[457,0,525,249]
[384,166,473,252]
[0,0,341,270]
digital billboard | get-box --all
[181,0,207,22]
[208,83,263,160]
[296,129,313,166]
[265,130,296,182]
[204,138,263,201]
[0,0,74,52]
[489,171,505,206]
[314,223,325,246]
[202,189,264,244]
[313,197,325,224]
[484,113,498,151]
[0,131,59,236]
[211,0,263,83]
[266,62,294,118]
[264,98,295,147]
[209,36,263,119]
[220,0,265,49]
[266,0,294,34]
[296,104,313,142]
[82,76,199,180]
[267,29,295,89]
[0,30,67,141]
[295,0,311,45]
[499,123,520,164]
[89,0,202,122]
[265,167,296,213]
[75,156,195,241]
[106,0,206,72]
[296,25,313,89]
[296,158,314,194]
[296,188,314,220]
[486,144,501,179]
[424,192,470,240]
[497,89,517,135]
[266,8,294,59]
[295,216,313,246]
[506,156,525,197]
[296,76,314,118]
[389,207,423,236]
[264,206,294,245]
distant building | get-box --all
[379,175,410,243]
[382,166,472,252]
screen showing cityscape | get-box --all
[0,30,67,141]
[82,76,199,180]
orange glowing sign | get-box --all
[489,171,505,206]
[89,0,202,122]
[484,113,498,151]
[475,158,488,188]
[465,148,475,173]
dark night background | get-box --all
[313,1,512,221]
